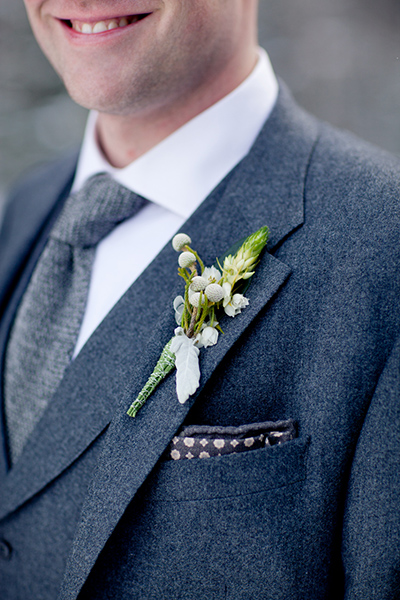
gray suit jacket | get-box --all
[0,85,399,600]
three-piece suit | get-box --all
[0,85,399,599]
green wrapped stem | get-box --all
[127,339,176,417]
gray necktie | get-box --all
[4,173,147,463]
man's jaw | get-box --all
[63,14,151,35]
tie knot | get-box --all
[51,173,147,247]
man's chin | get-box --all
[62,79,128,115]
[62,72,176,118]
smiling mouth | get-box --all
[63,14,151,34]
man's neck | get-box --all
[95,46,259,168]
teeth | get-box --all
[93,21,107,33]
[71,16,138,34]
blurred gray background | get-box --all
[1,0,400,207]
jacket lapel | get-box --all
[57,85,320,599]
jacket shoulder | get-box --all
[306,123,400,240]
[3,152,78,220]
[310,123,400,207]
[0,152,78,246]
[0,152,78,308]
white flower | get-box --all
[173,295,185,325]
[172,233,192,252]
[178,251,196,268]
[189,292,206,308]
[195,326,219,348]
[188,286,195,303]
[202,266,222,284]
[222,282,232,306]
[205,283,224,303]
[190,276,208,292]
[224,293,249,317]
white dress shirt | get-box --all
[72,48,278,356]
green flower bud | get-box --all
[240,226,269,260]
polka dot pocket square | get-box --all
[166,419,296,461]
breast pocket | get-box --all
[152,434,310,502]
[125,435,311,600]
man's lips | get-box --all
[63,14,150,35]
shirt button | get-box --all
[0,539,12,560]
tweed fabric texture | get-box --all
[4,174,147,462]
[1,86,400,600]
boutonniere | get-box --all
[127,226,269,417]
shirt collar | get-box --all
[72,48,278,219]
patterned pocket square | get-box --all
[166,419,296,461]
